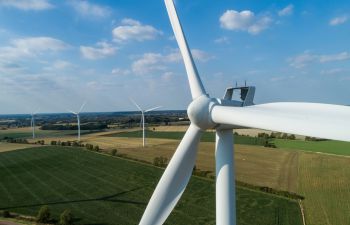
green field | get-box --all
[298,152,350,225]
[0,129,98,140]
[274,139,350,156]
[0,146,302,225]
[106,130,267,146]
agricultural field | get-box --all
[297,152,350,225]
[274,139,350,156]
[0,127,96,140]
[0,142,38,153]
[0,146,303,225]
[105,130,267,146]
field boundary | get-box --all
[299,200,306,225]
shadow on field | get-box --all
[0,187,146,210]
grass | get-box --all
[105,130,267,146]
[298,152,350,225]
[0,129,99,140]
[0,146,302,225]
[274,139,350,156]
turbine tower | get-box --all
[131,99,161,147]
[68,101,86,141]
[139,1,350,225]
[30,109,39,139]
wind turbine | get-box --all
[68,101,86,141]
[30,108,39,139]
[139,1,350,225]
[131,99,161,147]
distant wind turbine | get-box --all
[131,99,161,147]
[68,101,86,141]
[30,108,39,139]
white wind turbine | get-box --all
[30,108,39,139]
[68,101,86,141]
[139,1,350,225]
[131,99,162,147]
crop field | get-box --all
[0,128,100,140]
[0,146,303,225]
[298,152,350,225]
[105,130,267,146]
[274,139,350,156]
[0,142,39,153]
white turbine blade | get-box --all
[130,98,143,111]
[211,102,350,142]
[144,106,162,113]
[67,109,78,115]
[139,124,203,225]
[78,101,87,113]
[164,0,206,100]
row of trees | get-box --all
[41,123,107,131]
[258,132,296,140]
[2,205,73,225]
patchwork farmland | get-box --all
[0,146,302,225]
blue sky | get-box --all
[0,0,349,114]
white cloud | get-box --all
[278,4,294,16]
[214,36,230,44]
[220,10,272,34]
[0,37,68,59]
[80,41,117,60]
[112,18,162,42]
[131,49,213,75]
[288,51,350,68]
[68,0,110,18]
[111,68,130,76]
[329,15,348,26]
[44,60,73,71]
[0,0,53,10]
[191,49,214,62]
[132,53,166,75]
[320,68,346,75]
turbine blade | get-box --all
[79,101,87,113]
[144,106,162,113]
[211,102,350,142]
[139,124,203,225]
[67,109,77,115]
[130,98,143,111]
[164,0,206,100]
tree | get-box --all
[94,145,100,152]
[2,210,10,218]
[37,205,51,223]
[59,209,73,225]
[110,149,117,156]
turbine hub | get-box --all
[187,95,218,130]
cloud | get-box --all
[288,51,350,68]
[112,18,162,42]
[214,36,230,44]
[220,10,272,35]
[320,68,346,75]
[131,49,213,75]
[0,0,53,10]
[68,0,111,18]
[111,68,130,76]
[43,60,73,71]
[80,41,117,60]
[0,37,68,59]
[329,15,348,26]
[278,4,294,16]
